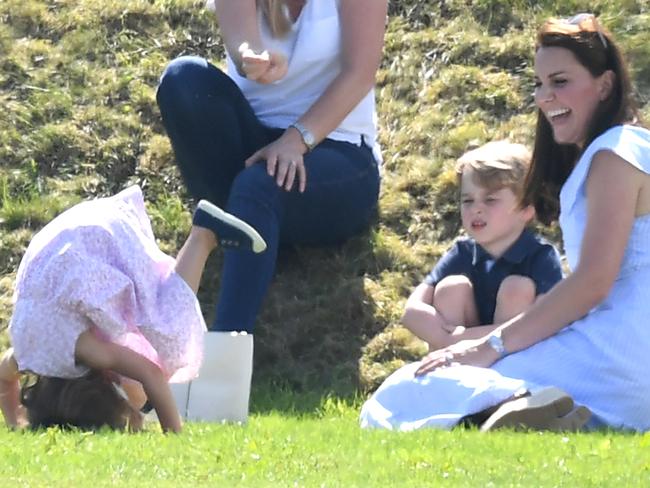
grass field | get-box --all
[2,398,650,487]
[1,1,650,485]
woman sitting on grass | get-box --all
[361,13,650,432]
[155,0,387,421]
[0,185,265,432]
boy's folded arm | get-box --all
[402,283,459,348]
[0,348,22,427]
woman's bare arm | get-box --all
[292,0,388,144]
[208,0,263,61]
[497,151,640,352]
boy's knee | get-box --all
[496,275,536,305]
[434,275,473,299]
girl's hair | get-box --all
[523,14,641,224]
[21,370,131,431]
[456,141,531,200]
[258,0,293,38]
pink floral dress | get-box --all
[9,185,205,382]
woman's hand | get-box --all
[245,127,308,192]
[239,43,288,84]
[414,337,500,376]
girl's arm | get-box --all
[75,332,181,433]
[417,151,642,373]
[245,0,388,191]
[0,348,23,428]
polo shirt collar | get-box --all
[472,229,537,265]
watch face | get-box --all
[488,334,505,355]
[304,131,315,146]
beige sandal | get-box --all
[480,387,589,432]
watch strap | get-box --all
[290,122,316,151]
[487,329,507,358]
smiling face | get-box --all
[534,46,613,148]
[460,169,534,258]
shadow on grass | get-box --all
[194,225,392,416]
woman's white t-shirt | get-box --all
[226,0,381,161]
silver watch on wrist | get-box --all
[487,329,507,358]
[290,122,316,151]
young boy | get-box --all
[402,141,563,351]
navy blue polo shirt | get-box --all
[424,229,563,325]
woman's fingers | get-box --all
[283,161,297,191]
[296,160,307,193]
[244,149,263,167]
[257,52,288,84]
[244,139,307,192]
[414,350,454,376]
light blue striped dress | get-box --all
[361,125,650,431]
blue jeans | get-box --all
[157,56,381,333]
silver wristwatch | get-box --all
[290,122,316,151]
[487,329,507,358]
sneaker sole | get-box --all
[197,200,267,253]
[480,387,575,432]
[546,405,592,432]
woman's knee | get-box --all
[228,164,284,216]
[157,56,228,104]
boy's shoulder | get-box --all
[449,235,479,255]
[507,229,560,262]
[521,229,558,250]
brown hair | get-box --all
[523,14,642,224]
[258,0,292,38]
[21,371,131,431]
[456,141,532,200]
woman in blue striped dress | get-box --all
[361,14,650,432]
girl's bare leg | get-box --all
[174,227,217,294]
[174,200,267,294]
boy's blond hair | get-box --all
[455,141,531,199]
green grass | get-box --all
[2,398,650,487]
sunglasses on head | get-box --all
[561,13,608,48]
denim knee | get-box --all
[228,164,284,216]
[158,56,231,106]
